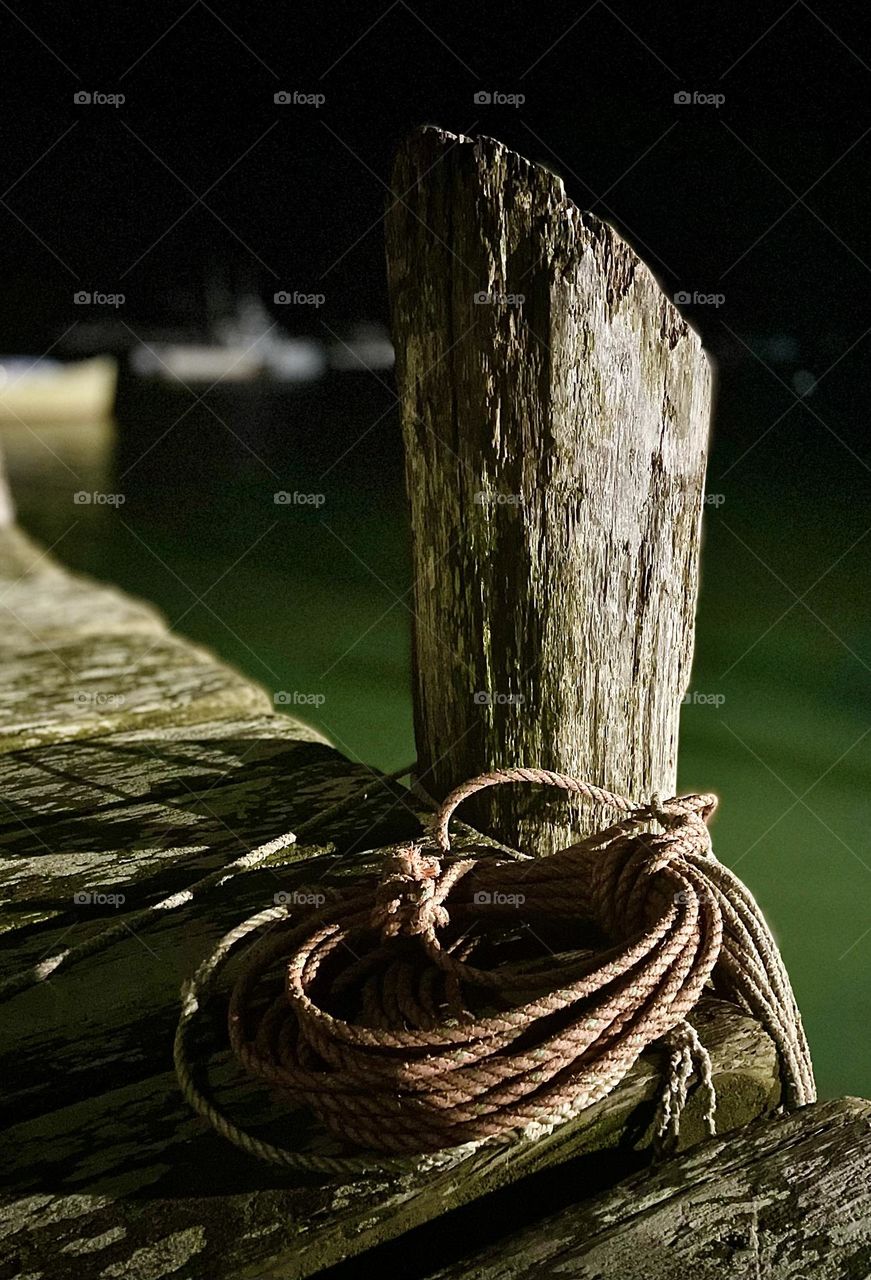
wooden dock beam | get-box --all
[426,1098,871,1280]
[387,127,712,852]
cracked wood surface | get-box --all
[387,127,712,854]
[0,723,421,1128]
[426,1098,871,1280]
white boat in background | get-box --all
[0,356,117,423]
[128,334,327,386]
[122,298,393,391]
[114,297,396,434]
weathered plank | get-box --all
[386,127,712,853]
[0,527,281,751]
[0,524,156,628]
[0,721,422,1125]
[0,698,781,1278]
[0,716,340,926]
[0,631,279,753]
[425,1097,871,1280]
[0,554,164,648]
[0,1002,778,1280]
[0,530,782,1280]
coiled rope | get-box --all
[175,768,815,1173]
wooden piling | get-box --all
[387,126,712,853]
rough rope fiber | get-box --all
[175,768,815,1175]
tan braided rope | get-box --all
[174,768,815,1173]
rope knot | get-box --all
[585,792,719,939]
[635,792,718,869]
[370,842,450,939]
[645,791,717,828]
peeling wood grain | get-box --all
[386,127,712,853]
[425,1098,871,1280]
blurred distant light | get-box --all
[792,369,817,398]
[768,334,800,363]
[130,344,262,383]
[0,356,115,421]
[754,333,800,363]
[329,324,395,372]
[262,340,327,381]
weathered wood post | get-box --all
[387,127,711,853]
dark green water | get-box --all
[6,376,870,1100]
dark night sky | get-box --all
[2,2,870,446]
